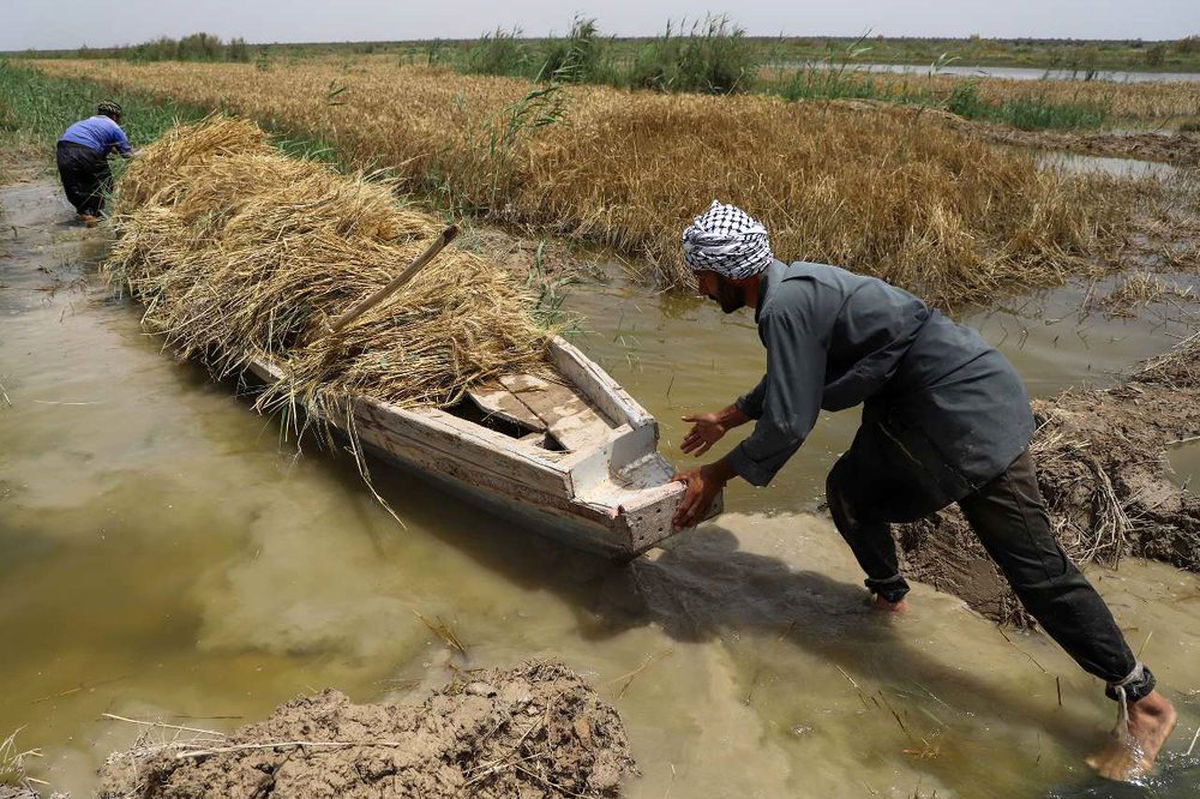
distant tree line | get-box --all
[77,33,251,63]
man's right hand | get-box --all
[680,405,749,457]
[680,413,727,456]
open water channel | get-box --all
[2,174,1199,798]
[773,63,1200,84]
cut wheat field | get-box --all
[27,58,1165,305]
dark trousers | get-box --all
[56,141,111,216]
[827,448,1154,701]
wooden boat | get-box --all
[248,336,722,559]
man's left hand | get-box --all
[671,461,733,529]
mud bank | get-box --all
[900,334,1200,625]
[95,661,634,799]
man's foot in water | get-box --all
[1086,690,1177,782]
[870,594,909,613]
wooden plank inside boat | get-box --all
[498,373,616,452]
[467,381,547,432]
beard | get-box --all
[714,279,746,314]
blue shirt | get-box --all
[59,115,132,155]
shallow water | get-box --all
[2,179,1200,798]
[1036,152,1179,180]
[776,62,1200,84]
[1169,441,1200,489]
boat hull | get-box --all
[245,337,721,559]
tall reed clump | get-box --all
[460,15,756,94]
[626,16,757,94]
[464,27,532,78]
[538,16,619,84]
[107,116,552,416]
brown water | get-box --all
[1169,442,1200,490]
[3,179,1200,798]
[1035,152,1179,180]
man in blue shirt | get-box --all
[56,101,133,226]
[670,201,1176,781]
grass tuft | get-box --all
[0,728,41,789]
[626,16,757,95]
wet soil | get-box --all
[899,339,1200,626]
[97,661,635,799]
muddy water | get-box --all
[1036,152,1179,180]
[3,178,1200,798]
[1170,441,1200,489]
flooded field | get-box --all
[3,177,1200,798]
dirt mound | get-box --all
[898,334,1200,626]
[99,661,636,799]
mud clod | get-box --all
[98,661,637,798]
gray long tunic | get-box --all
[726,260,1034,514]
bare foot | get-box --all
[77,213,99,228]
[870,594,909,613]
[1086,690,1177,782]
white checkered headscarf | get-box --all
[681,200,773,280]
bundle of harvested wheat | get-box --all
[106,116,552,418]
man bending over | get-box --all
[56,101,133,227]
[670,200,1176,781]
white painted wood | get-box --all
[498,372,613,452]
[549,337,653,430]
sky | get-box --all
[3,0,1198,52]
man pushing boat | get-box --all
[669,200,1176,781]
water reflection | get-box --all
[1036,151,1179,180]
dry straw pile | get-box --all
[107,116,551,417]
[39,59,1145,304]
